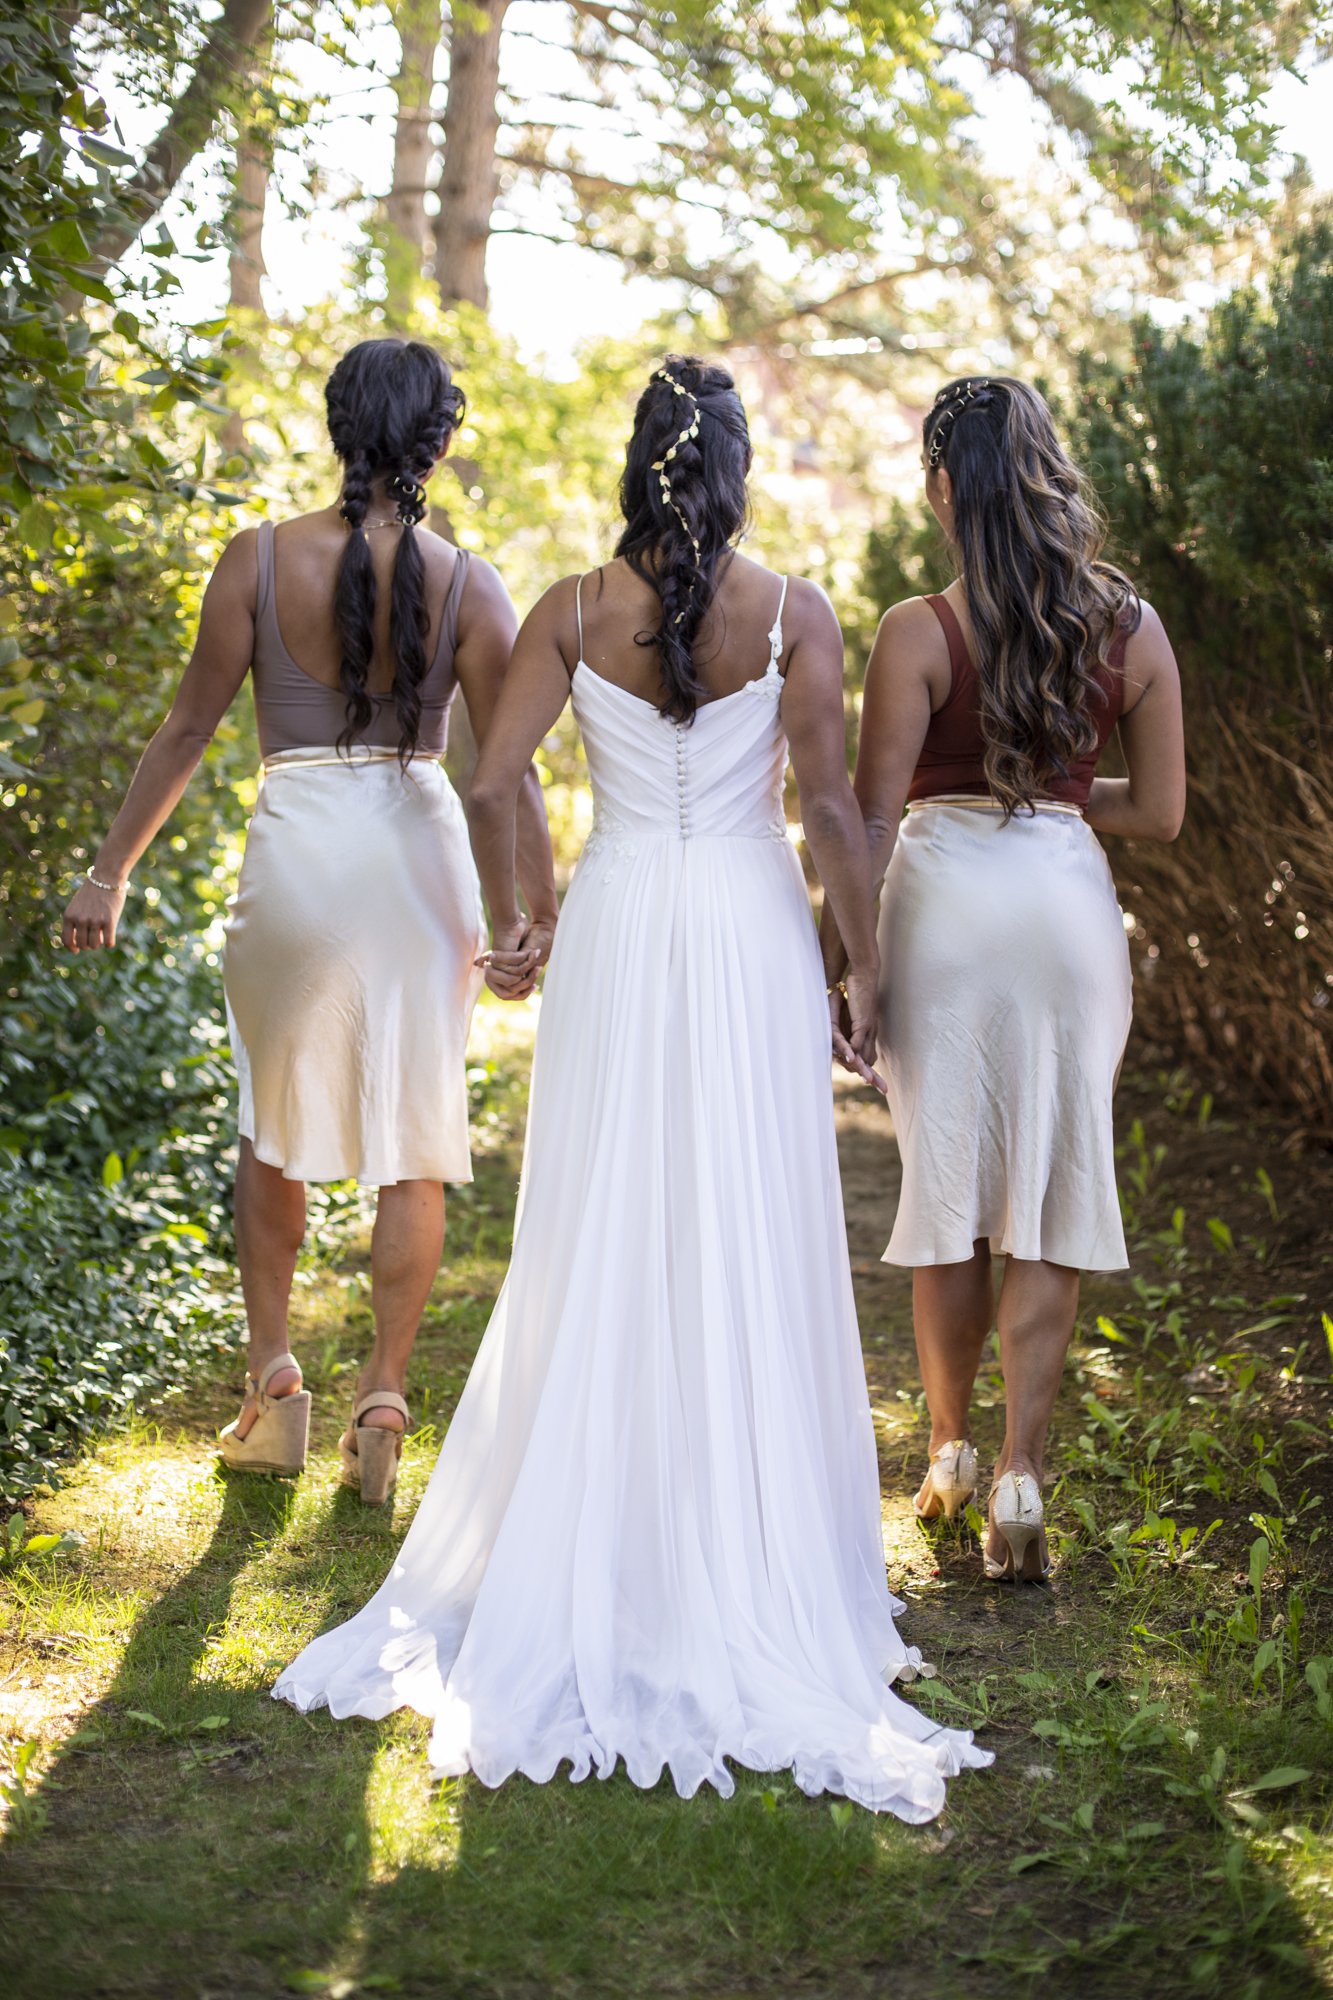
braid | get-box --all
[323,340,466,762]
[616,355,752,725]
[387,379,463,767]
[333,445,375,750]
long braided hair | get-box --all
[924,376,1139,816]
[615,355,752,724]
[324,338,466,764]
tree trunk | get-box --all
[221,122,269,453]
[435,0,508,309]
[386,0,442,316]
[89,0,273,271]
[228,129,269,313]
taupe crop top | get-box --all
[250,520,470,758]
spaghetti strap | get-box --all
[575,573,586,664]
[255,520,277,632]
[766,574,790,677]
[428,548,471,677]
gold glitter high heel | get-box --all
[914,1439,978,1523]
[983,1470,1050,1582]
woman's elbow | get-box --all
[801,793,855,846]
[466,771,512,823]
[158,712,216,759]
[1154,789,1187,842]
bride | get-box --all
[275,357,990,1818]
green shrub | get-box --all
[0,920,243,1500]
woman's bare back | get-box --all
[269,505,469,697]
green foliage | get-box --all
[1069,219,1333,679]
[0,921,242,1501]
[0,4,235,519]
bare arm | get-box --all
[1084,604,1186,841]
[451,557,559,973]
[61,531,259,951]
[465,581,573,997]
[817,597,938,990]
[781,580,881,1074]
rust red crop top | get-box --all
[907,593,1130,808]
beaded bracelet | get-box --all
[86,871,129,894]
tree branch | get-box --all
[89,0,274,271]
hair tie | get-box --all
[651,367,703,571]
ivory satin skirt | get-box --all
[222,748,484,1186]
[878,800,1132,1272]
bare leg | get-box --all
[913,1243,994,1449]
[988,1256,1080,1565]
[349,1178,446,1440]
[232,1139,307,1437]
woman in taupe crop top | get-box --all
[61,338,558,1501]
[822,376,1186,1582]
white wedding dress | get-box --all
[274,578,991,1819]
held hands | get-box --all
[62,878,128,952]
[477,913,556,1001]
[830,966,887,1095]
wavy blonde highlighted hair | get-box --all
[924,377,1139,817]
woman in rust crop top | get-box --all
[61,338,558,1501]
[822,376,1185,1581]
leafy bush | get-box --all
[0,919,243,1500]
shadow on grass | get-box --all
[3,1463,1329,2000]
[0,1469,386,2000]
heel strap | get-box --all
[353,1390,410,1426]
[256,1351,302,1396]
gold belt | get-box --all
[906,793,1084,819]
[261,746,444,774]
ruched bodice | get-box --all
[573,661,790,856]
[571,570,792,873]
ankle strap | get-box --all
[257,1351,302,1395]
[353,1390,410,1425]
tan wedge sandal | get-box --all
[339,1391,410,1507]
[218,1351,310,1476]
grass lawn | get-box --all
[2,996,1331,1999]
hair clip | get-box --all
[927,378,991,469]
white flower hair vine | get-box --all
[652,367,703,570]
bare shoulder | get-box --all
[1124,598,1172,662]
[1121,598,1178,711]
[206,526,260,602]
[781,573,840,643]
[870,594,951,679]
[457,551,512,611]
[878,593,947,646]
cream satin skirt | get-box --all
[223,748,484,1186]
[878,799,1132,1272]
